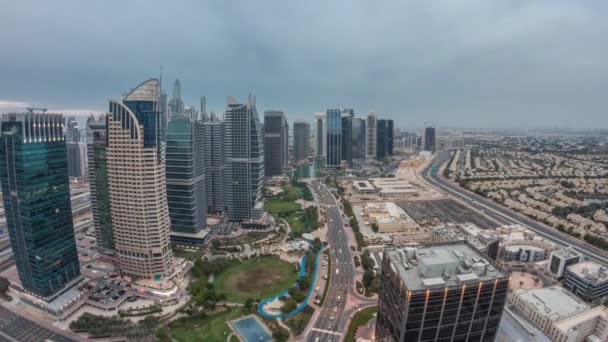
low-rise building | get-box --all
[549,247,583,278]
[430,223,500,260]
[550,305,608,342]
[564,261,608,302]
[363,202,419,233]
[509,286,590,335]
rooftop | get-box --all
[553,306,608,335]
[513,286,589,321]
[552,246,583,260]
[385,241,507,291]
[566,261,608,285]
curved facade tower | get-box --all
[107,79,173,280]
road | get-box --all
[423,152,608,265]
[307,180,355,342]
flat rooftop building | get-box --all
[376,241,510,342]
[564,260,608,302]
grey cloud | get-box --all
[0,0,606,129]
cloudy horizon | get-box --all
[1,0,607,129]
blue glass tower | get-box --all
[0,112,81,299]
[326,108,342,167]
[165,112,206,235]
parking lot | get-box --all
[0,306,81,342]
[83,278,132,309]
[398,199,498,229]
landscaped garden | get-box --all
[264,180,319,237]
[345,306,378,342]
[213,256,299,303]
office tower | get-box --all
[387,119,394,156]
[224,96,264,222]
[326,108,342,167]
[107,79,172,280]
[86,114,114,250]
[293,120,310,162]
[264,111,288,176]
[341,109,353,166]
[376,241,509,342]
[168,79,184,116]
[0,112,81,299]
[200,96,207,118]
[351,117,366,164]
[66,116,80,142]
[159,90,168,143]
[314,112,325,158]
[377,119,392,160]
[165,110,206,235]
[549,247,583,278]
[366,112,377,160]
[563,261,608,302]
[203,112,226,213]
[424,126,436,153]
[65,116,83,178]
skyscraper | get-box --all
[107,79,172,280]
[293,120,310,162]
[86,114,114,251]
[424,126,436,153]
[168,79,184,116]
[326,108,342,167]
[314,112,325,159]
[0,112,81,299]
[165,109,206,235]
[351,116,366,165]
[366,112,377,160]
[376,241,510,342]
[264,111,288,176]
[376,119,394,160]
[341,109,354,166]
[225,96,264,222]
[203,112,226,213]
[66,116,84,178]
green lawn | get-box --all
[265,199,300,214]
[286,214,306,234]
[345,306,377,342]
[170,309,246,342]
[214,256,299,303]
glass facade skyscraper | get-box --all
[366,112,377,160]
[106,79,173,280]
[377,119,394,160]
[86,114,114,251]
[264,111,288,176]
[203,113,226,213]
[165,112,206,235]
[341,109,354,166]
[376,242,509,342]
[293,120,310,162]
[314,113,325,158]
[351,117,366,165]
[326,108,342,167]
[225,96,264,222]
[424,126,436,153]
[0,112,81,299]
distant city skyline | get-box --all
[1,1,608,129]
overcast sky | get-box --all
[1,1,607,129]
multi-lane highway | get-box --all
[308,180,355,342]
[424,152,608,265]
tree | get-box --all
[312,237,322,252]
[0,277,9,294]
[211,239,221,250]
[371,223,379,233]
[281,297,298,313]
[363,270,375,288]
[244,298,255,310]
[273,329,290,342]
[297,276,311,291]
